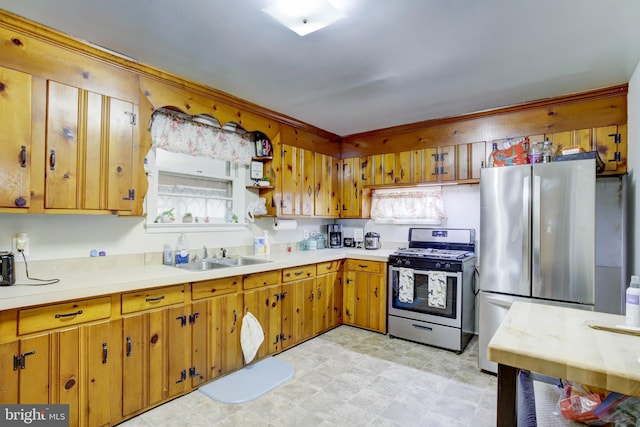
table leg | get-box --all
[497,363,518,427]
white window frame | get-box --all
[144,148,249,233]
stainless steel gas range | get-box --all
[388,228,476,353]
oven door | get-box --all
[388,265,462,328]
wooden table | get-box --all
[488,301,640,426]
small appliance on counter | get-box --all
[327,224,343,248]
[353,228,364,248]
[364,232,381,250]
[343,237,355,248]
[0,251,16,286]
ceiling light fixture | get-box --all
[262,0,346,36]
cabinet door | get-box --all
[423,148,439,183]
[354,271,371,328]
[0,66,31,208]
[0,335,50,404]
[367,272,387,333]
[341,158,360,217]
[167,306,190,398]
[52,327,81,427]
[85,320,122,427]
[382,153,396,184]
[209,293,242,378]
[331,157,341,217]
[439,145,456,181]
[343,271,356,325]
[106,97,136,211]
[394,151,412,184]
[148,309,167,405]
[301,148,315,216]
[470,142,486,179]
[122,314,147,417]
[288,278,315,346]
[280,144,297,215]
[244,284,282,358]
[189,300,207,388]
[595,124,627,174]
[45,80,79,209]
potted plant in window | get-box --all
[182,212,194,223]
[155,208,175,223]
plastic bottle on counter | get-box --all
[625,275,640,327]
[175,233,189,265]
[163,244,173,266]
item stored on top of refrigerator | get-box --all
[554,151,605,173]
[488,137,530,167]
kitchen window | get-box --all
[144,108,252,231]
[370,187,447,224]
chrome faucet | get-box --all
[221,248,227,258]
[203,245,208,259]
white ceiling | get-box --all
[2,0,640,136]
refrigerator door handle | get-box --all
[532,174,541,289]
[522,175,530,290]
[485,296,513,309]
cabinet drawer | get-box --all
[282,265,316,282]
[18,297,111,335]
[243,270,281,290]
[121,284,185,314]
[316,260,343,275]
[192,276,241,300]
[346,259,384,273]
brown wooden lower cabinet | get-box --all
[0,258,382,425]
[343,260,387,334]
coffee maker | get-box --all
[327,224,343,248]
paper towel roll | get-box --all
[272,219,297,231]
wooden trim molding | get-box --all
[341,85,628,158]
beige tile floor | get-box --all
[119,326,497,427]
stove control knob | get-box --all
[435,262,441,269]
[445,263,451,269]
[403,259,410,266]
[396,259,402,265]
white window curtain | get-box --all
[370,188,447,224]
[149,109,253,165]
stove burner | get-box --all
[393,247,474,261]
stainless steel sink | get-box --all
[175,257,272,271]
[208,257,273,267]
[175,260,231,271]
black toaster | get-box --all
[0,251,15,286]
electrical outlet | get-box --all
[12,233,30,256]
[303,230,309,239]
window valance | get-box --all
[150,109,253,165]
[370,188,447,224]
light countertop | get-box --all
[488,301,640,397]
[0,248,394,311]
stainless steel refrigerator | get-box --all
[478,159,597,373]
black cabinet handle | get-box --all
[126,336,132,357]
[102,342,108,364]
[20,145,27,168]
[176,315,187,327]
[55,310,83,319]
[145,295,165,302]
[49,149,56,171]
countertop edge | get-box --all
[0,249,393,311]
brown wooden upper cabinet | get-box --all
[0,66,31,209]
[314,152,340,217]
[45,80,137,212]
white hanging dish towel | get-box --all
[241,311,265,364]
[428,271,447,308]
[398,268,415,303]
